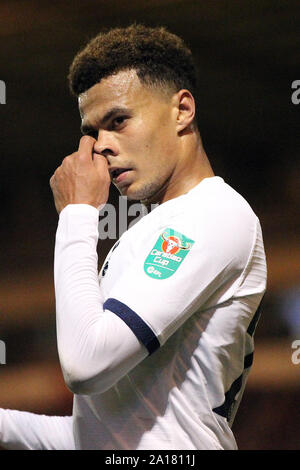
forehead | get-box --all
[78,69,149,118]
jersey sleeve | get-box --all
[0,409,74,450]
[103,209,258,352]
[54,202,260,396]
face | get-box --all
[78,69,180,203]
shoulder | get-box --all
[125,177,259,273]
[169,177,259,273]
[168,177,258,242]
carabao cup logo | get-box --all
[144,228,195,279]
[161,232,192,255]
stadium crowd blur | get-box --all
[0,0,299,450]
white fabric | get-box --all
[0,409,74,450]
[0,176,267,450]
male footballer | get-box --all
[0,24,266,450]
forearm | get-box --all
[0,408,74,450]
[54,204,146,394]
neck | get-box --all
[142,130,214,209]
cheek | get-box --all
[120,125,151,155]
[123,129,154,165]
[124,118,175,169]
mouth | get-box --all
[110,167,133,184]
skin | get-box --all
[50,69,214,213]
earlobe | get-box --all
[175,90,195,133]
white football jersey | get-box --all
[61,176,266,450]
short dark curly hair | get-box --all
[68,23,197,98]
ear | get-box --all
[173,89,196,134]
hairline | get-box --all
[77,67,199,130]
[77,66,182,103]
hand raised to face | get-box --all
[50,135,111,214]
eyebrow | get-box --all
[80,106,131,135]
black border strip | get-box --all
[103,298,160,355]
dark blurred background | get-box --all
[0,0,299,450]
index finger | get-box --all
[77,135,96,162]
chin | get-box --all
[124,188,144,201]
[116,178,162,203]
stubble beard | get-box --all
[124,177,166,206]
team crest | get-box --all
[144,228,195,279]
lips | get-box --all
[111,168,130,178]
[110,167,132,181]
[109,167,133,185]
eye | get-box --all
[111,116,127,129]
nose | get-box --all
[93,130,118,158]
